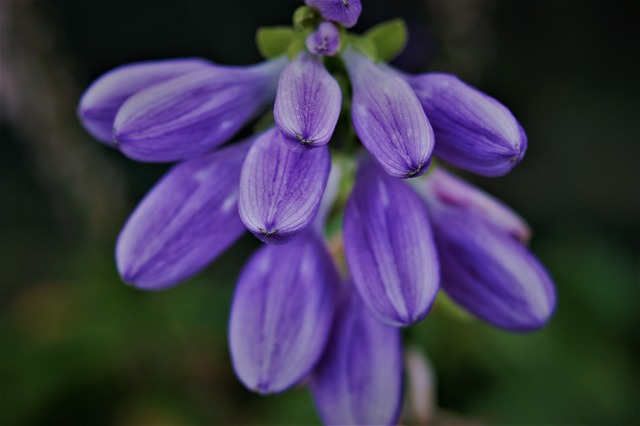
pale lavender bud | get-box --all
[310,288,403,425]
[238,128,331,244]
[343,155,439,326]
[116,137,254,290]
[405,347,437,425]
[343,47,435,178]
[305,22,341,56]
[408,73,527,176]
[420,168,531,243]
[305,0,362,28]
[78,58,211,144]
[274,52,341,148]
[113,57,286,162]
[229,230,339,394]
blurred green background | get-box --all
[1,0,638,425]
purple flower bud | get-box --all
[238,128,331,244]
[274,53,341,148]
[78,58,211,144]
[310,288,403,426]
[408,73,527,177]
[305,22,341,56]
[420,168,531,243]
[116,138,254,290]
[229,231,339,394]
[343,156,439,326]
[113,57,287,162]
[343,47,435,178]
[426,198,556,332]
[305,0,362,28]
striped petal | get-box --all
[426,198,556,332]
[115,138,254,290]
[310,287,403,426]
[343,155,439,326]
[343,47,435,178]
[78,58,211,144]
[408,73,527,176]
[305,0,362,28]
[229,230,339,394]
[419,168,531,243]
[113,57,286,162]
[239,128,331,244]
[274,52,341,148]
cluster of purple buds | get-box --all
[78,0,556,424]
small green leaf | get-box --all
[287,36,307,60]
[364,18,408,62]
[256,27,296,59]
[349,36,378,61]
[292,6,320,31]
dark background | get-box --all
[1,0,638,424]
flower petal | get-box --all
[408,73,527,176]
[229,230,339,394]
[113,57,287,162]
[426,199,556,332]
[310,287,403,426]
[305,22,341,56]
[115,137,254,290]
[239,128,331,244]
[343,155,439,326]
[78,58,211,144]
[343,47,435,178]
[305,0,362,28]
[274,52,341,148]
[419,168,531,243]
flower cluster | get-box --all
[78,0,556,424]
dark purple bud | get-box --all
[343,156,439,326]
[116,138,254,290]
[238,128,331,244]
[343,47,435,178]
[305,0,362,28]
[78,58,211,144]
[229,230,339,394]
[408,73,527,176]
[426,198,556,332]
[310,287,403,425]
[420,168,531,243]
[274,53,341,148]
[305,22,341,56]
[113,57,287,162]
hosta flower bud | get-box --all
[113,57,286,162]
[305,22,341,56]
[116,137,254,290]
[426,197,556,332]
[77,58,211,144]
[238,128,331,244]
[408,73,527,176]
[305,0,362,28]
[311,287,403,426]
[343,156,439,326]
[274,52,341,148]
[229,231,339,394]
[420,168,531,242]
[343,47,435,178]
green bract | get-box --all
[363,19,408,62]
[256,27,297,59]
